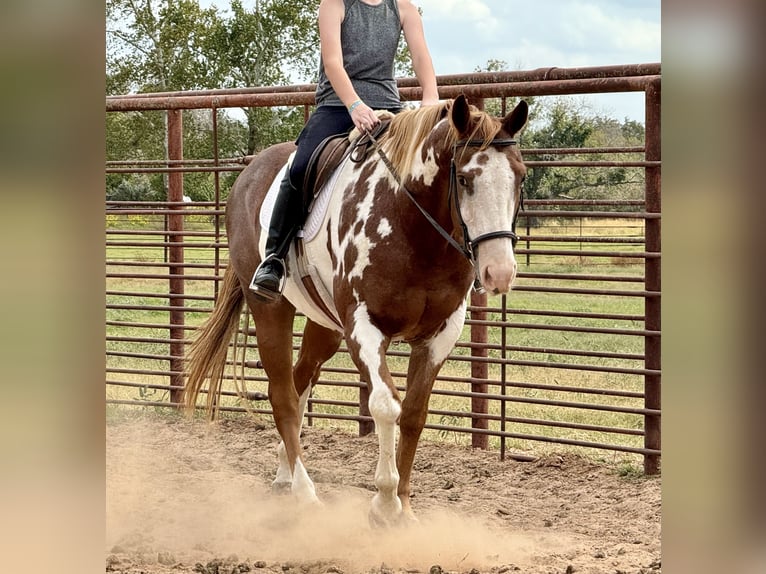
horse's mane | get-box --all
[381,99,503,180]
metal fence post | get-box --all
[468,96,490,449]
[644,79,661,474]
[167,109,185,404]
[470,290,489,449]
[211,107,222,299]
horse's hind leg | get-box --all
[245,294,315,502]
[272,319,343,496]
[293,319,343,410]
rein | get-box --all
[360,129,521,268]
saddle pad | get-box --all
[301,154,349,242]
[257,152,345,331]
[259,152,347,244]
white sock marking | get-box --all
[291,458,320,505]
[273,441,292,486]
[272,385,315,490]
[351,303,402,521]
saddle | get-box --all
[301,118,392,216]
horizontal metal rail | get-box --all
[105,65,661,471]
[106,75,660,111]
[105,398,659,457]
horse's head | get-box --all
[447,94,528,295]
[377,96,528,294]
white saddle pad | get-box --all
[259,152,349,243]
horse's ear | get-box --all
[502,100,529,137]
[450,94,471,135]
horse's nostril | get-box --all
[484,263,515,294]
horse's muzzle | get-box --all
[481,261,517,294]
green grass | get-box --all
[106,217,653,469]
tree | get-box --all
[524,98,594,202]
[208,0,320,90]
[106,108,248,201]
[106,0,324,199]
[106,0,223,94]
[106,109,167,201]
[392,5,425,79]
[207,0,321,154]
[471,60,541,128]
[523,99,645,212]
[107,0,222,200]
[583,116,645,203]
[177,109,251,201]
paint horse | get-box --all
[184,95,528,526]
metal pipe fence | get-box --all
[105,63,661,473]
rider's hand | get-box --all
[350,101,380,133]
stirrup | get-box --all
[248,255,286,302]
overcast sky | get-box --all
[204,0,660,122]
[414,0,660,122]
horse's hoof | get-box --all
[368,496,403,528]
[368,508,396,529]
[400,508,419,525]
[271,481,292,495]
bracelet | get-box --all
[348,99,362,113]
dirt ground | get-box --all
[106,415,661,574]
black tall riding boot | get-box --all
[249,171,302,301]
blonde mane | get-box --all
[380,99,503,180]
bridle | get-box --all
[360,129,523,270]
[450,138,522,257]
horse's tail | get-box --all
[183,264,244,418]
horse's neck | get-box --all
[399,147,454,229]
[394,169,463,266]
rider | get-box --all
[249,0,439,301]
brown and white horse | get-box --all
[184,95,528,526]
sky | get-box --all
[203,0,661,122]
[413,0,661,122]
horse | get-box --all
[183,94,528,526]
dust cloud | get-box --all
[106,418,562,572]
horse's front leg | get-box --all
[345,303,402,526]
[398,301,468,521]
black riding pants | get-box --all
[287,104,402,189]
[287,105,355,190]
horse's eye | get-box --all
[457,175,469,187]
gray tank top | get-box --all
[315,0,402,109]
